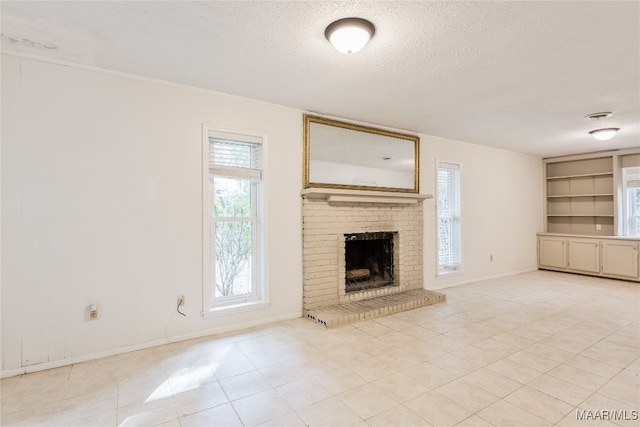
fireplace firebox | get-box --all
[344,231,397,293]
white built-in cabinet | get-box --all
[567,238,600,274]
[537,234,639,282]
[539,149,640,282]
[538,236,567,269]
[602,240,639,279]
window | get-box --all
[622,166,640,237]
[204,127,265,312]
[437,161,461,275]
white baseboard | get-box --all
[428,268,538,290]
[1,311,302,379]
[1,367,25,379]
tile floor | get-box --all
[1,271,638,427]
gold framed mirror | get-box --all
[303,114,420,193]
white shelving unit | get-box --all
[538,149,640,282]
[544,155,615,236]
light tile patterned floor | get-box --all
[1,271,638,427]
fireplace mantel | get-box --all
[301,188,433,205]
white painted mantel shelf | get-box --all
[301,188,433,204]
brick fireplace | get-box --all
[301,188,445,326]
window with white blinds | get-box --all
[209,132,262,181]
[204,127,266,313]
[437,161,461,274]
[622,166,640,237]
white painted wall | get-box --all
[1,54,543,374]
[422,136,544,289]
[1,55,303,373]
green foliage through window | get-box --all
[212,177,254,298]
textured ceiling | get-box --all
[1,1,638,158]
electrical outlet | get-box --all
[177,295,185,307]
[596,224,602,231]
[89,304,99,320]
[490,254,494,261]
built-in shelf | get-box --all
[547,194,613,198]
[301,188,432,204]
[540,149,640,277]
[544,155,615,236]
[546,172,613,180]
[547,214,615,217]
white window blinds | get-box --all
[625,167,640,188]
[209,131,262,181]
[437,162,461,272]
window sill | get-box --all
[203,300,270,319]
[437,269,463,278]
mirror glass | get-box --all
[304,115,419,193]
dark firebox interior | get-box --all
[345,233,394,292]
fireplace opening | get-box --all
[344,231,396,293]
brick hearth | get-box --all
[305,288,446,328]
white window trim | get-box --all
[622,166,640,237]
[202,124,270,317]
[204,301,271,318]
[436,159,463,277]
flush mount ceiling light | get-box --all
[589,128,620,141]
[585,112,619,140]
[325,17,375,54]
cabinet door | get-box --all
[539,237,567,269]
[602,241,639,279]
[568,239,600,273]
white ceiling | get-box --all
[1,1,638,158]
